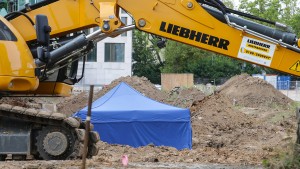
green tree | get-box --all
[238,0,300,76]
[239,0,281,21]
[239,0,300,34]
[162,41,246,83]
[222,0,234,9]
[132,30,162,84]
[281,0,300,36]
[161,41,204,74]
[288,14,300,37]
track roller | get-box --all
[35,126,78,160]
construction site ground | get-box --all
[0,74,298,168]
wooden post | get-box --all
[81,85,94,169]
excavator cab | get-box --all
[0,13,87,96]
[0,16,38,93]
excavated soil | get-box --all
[168,87,206,108]
[0,74,297,168]
[217,74,293,108]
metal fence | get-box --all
[277,81,300,101]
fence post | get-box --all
[81,85,94,169]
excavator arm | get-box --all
[4,0,300,96]
[98,0,300,77]
[8,0,121,41]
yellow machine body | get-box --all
[112,0,300,77]
[9,0,102,41]
[2,0,300,96]
[18,82,73,96]
[0,16,38,92]
[2,0,106,95]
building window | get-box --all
[86,47,97,62]
[0,1,8,16]
[105,43,125,62]
[120,17,127,36]
[0,0,45,15]
[18,0,26,10]
[30,0,35,5]
[30,0,44,5]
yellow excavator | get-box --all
[1,0,300,160]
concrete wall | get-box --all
[161,73,194,91]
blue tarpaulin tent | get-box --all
[74,82,192,150]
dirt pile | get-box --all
[217,74,292,108]
[168,87,206,108]
[190,94,255,149]
[186,74,296,163]
[90,74,297,164]
[189,92,296,164]
[88,93,295,165]
[81,74,296,165]
[57,76,169,116]
[0,74,297,166]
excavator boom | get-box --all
[9,0,104,41]
[99,0,300,77]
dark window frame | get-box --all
[0,20,17,41]
[104,43,125,62]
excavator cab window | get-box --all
[0,20,16,41]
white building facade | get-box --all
[77,11,133,86]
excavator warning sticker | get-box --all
[238,37,275,67]
[290,60,300,72]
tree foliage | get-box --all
[132,30,162,84]
[239,0,281,21]
[238,0,300,76]
[222,0,234,9]
[161,41,256,83]
[161,41,203,73]
[239,0,300,34]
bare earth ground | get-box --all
[0,74,297,168]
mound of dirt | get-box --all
[189,92,295,163]
[167,87,206,108]
[0,74,297,166]
[57,76,169,116]
[190,93,255,149]
[89,90,296,165]
[217,74,292,108]
[79,74,295,164]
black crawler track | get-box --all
[0,104,99,160]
